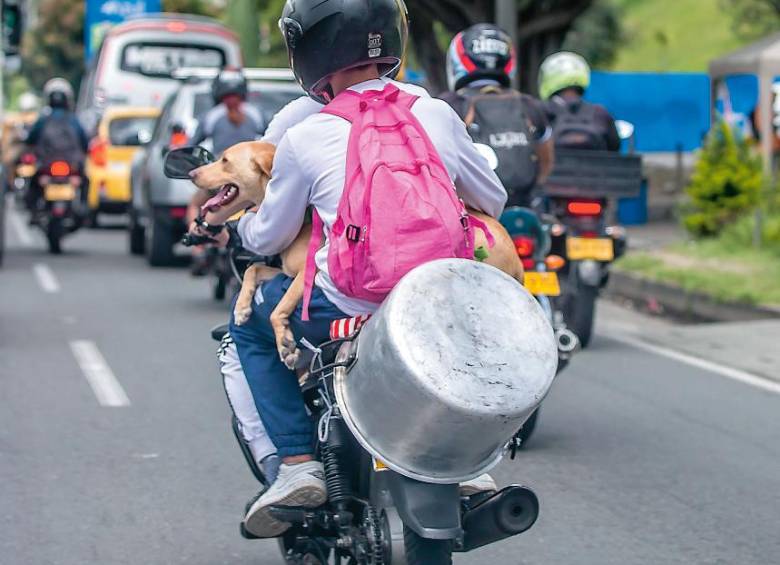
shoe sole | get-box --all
[243,483,327,538]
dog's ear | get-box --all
[250,142,276,178]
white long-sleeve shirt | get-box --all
[239,78,508,315]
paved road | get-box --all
[2,205,779,565]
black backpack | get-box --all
[453,87,539,200]
[37,113,84,165]
[549,100,607,150]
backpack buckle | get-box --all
[346,224,361,242]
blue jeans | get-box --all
[229,274,346,458]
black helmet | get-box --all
[211,67,248,103]
[279,0,409,103]
[445,23,516,91]
[43,77,75,110]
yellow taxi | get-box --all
[86,107,159,218]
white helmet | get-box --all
[42,77,75,108]
[17,92,40,113]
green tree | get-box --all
[227,0,260,66]
[682,121,763,237]
[21,0,85,92]
[162,0,221,17]
[721,0,780,38]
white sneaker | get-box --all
[243,461,328,538]
[460,473,498,496]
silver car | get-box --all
[128,76,303,266]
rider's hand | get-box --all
[188,222,229,247]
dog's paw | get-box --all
[233,304,252,326]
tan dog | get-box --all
[190,140,524,365]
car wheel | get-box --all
[146,207,175,266]
[129,209,146,255]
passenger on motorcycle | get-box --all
[439,23,554,207]
[538,51,621,152]
[25,78,89,219]
[228,0,507,538]
[188,67,265,276]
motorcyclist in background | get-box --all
[2,92,40,193]
[25,78,89,222]
[439,23,554,208]
[538,51,620,152]
[188,67,264,276]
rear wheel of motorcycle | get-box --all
[146,207,175,266]
[47,217,63,254]
[516,407,540,447]
[566,286,597,349]
[403,526,452,565]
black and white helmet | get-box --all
[279,0,409,103]
[43,77,74,109]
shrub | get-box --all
[681,120,762,237]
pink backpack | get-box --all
[302,83,493,320]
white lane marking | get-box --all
[607,333,780,396]
[69,340,131,407]
[9,206,34,247]
[33,263,60,293]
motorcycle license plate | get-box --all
[524,271,561,296]
[16,164,36,177]
[44,184,76,201]
[567,237,614,261]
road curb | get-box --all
[606,270,780,323]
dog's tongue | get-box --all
[201,185,231,214]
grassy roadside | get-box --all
[615,239,780,306]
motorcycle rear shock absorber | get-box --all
[321,412,353,509]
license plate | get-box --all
[16,164,36,177]
[44,184,76,201]
[566,237,614,261]
[524,271,561,296]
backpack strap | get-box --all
[468,214,495,248]
[301,209,324,322]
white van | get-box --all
[77,14,242,134]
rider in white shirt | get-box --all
[230,0,506,538]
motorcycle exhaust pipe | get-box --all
[460,485,539,552]
[555,328,579,355]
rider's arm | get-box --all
[536,138,554,183]
[71,117,89,151]
[25,117,44,145]
[449,106,507,218]
[237,134,309,255]
[603,113,622,152]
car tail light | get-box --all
[166,21,188,33]
[545,255,566,271]
[50,161,70,177]
[89,138,108,167]
[567,200,603,216]
[169,207,187,219]
[513,235,535,258]
[21,153,36,164]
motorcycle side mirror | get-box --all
[473,143,499,170]
[163,146,216,179]
[615,120,635,141]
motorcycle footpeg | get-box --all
[269,505,310,524]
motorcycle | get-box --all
[544,123,641,347]
[34,160,85,254]
[14,152,37,207]
[499,206,579,444]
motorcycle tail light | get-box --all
[50,161,70,177]
[545,254,566,271]
[521,258,535,270]
[21,153,36,164]
[567,200,602,216]
[512,235,535,258]
[89,138,108,167]
[170,131,188,148]
[169,207,187,219]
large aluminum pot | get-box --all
[333,258,558,483]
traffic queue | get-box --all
[1,10,642,564]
